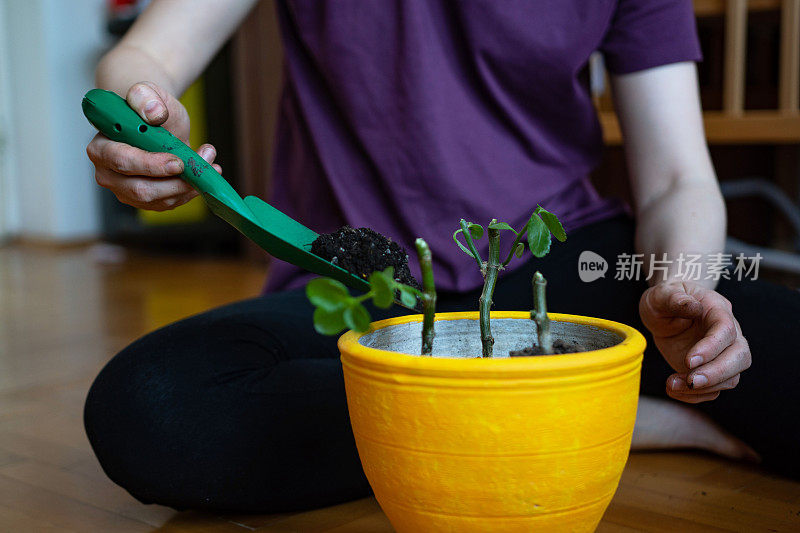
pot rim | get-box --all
[338,311,646,378]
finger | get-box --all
[126,81,170,125]
[684,307,738,370]
[89,136,183,177]
[154,191,199,211]
[95,170,195,204]
[112,175,195,204]
[113,189,199,212]
[667,373,740,394]
[156,190,199,210]
[688,339,751,390]
[197,144,222,174]
[182,189,200,202]
[197,143,217,163]
[667,388,720,403]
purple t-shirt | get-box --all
[265,0,701,293]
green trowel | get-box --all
[82,88,392,303]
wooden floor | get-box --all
[1,243,799,532]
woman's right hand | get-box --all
[86,81,221,211]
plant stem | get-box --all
[532,271,552,354]
[415,238,436,355]
[355,292,373,303]
[459,219,484,271]
[501,226,527,266]
[479,221,501,357]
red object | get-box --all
[107,0,148,18]
[105,0,150,36]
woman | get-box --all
[84,0,800,512]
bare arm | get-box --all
[87,0,258,211]
[611,62,750,403]
[97,0,258,96]
[611,62,725,288]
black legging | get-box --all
[84,216,800,513]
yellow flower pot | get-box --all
[338,311,646,532]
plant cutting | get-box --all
[452,206,566,356]
[507,271,585,356]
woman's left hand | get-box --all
[639,281,751,403]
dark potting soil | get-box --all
[509,339,587,357]
[311,226,420,289]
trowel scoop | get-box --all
[81,89,378,297]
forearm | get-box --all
[611,64,727,289]
[95,0,258,97]
[96,44,179,97]
[635,178,726,289]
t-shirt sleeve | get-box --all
[599,0,702,75]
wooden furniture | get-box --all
[599,0,800,144]
[230,1,283,261]
[231,1,283,204]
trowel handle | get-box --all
[81,89,249,214]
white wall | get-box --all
[1,0,107,241]
[0,0,21,240]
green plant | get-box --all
[415,239,437,354]
[532,271,552,354]
[453,206,566,357]
[307,238,437,354]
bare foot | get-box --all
[632,396,760,462]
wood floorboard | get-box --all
[0,502,69,532]
[253,499,387,532]
[0,473,154,532]
[1,244,799,531]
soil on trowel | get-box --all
[311,226,420,289]
[509,339,586,356]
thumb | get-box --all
[126,81,170,126]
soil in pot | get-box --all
[508,338,587,356]
[311,226,420,288]
[359,317,621,358]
